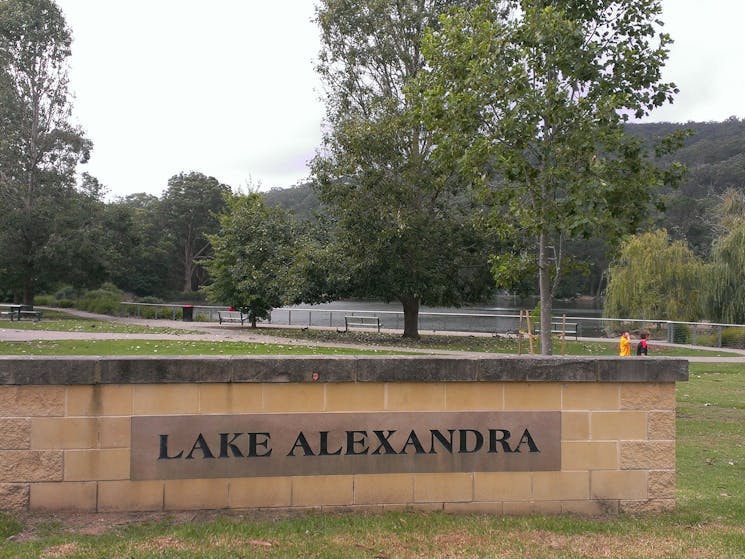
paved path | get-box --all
[2,308,744,362]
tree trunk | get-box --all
[183,245,193,293]
[400,295,420,339]
[22,275,34,307]
[22,248,35,306]
[538,232,553,355]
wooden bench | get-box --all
[536,322,578,340]
[217,311,246,325]
[341,315,381,333]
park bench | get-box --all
[341,315,381,333]
[217,310,246,325]
[535,322,578,340]
[18,310,43,322]
[0,306,42,322]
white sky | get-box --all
[55,0,745,200]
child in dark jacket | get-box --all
[636,332,648,356]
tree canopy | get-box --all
[160,172,231,293]
[203,193,297,327]
[0,0,91,304]
[312,0,492,338]
[604,229,705,321]
[419,0,682,352]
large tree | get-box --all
[160,172,231,293]
[702,189,745,324]
[604,229,705,322]
[419,0,683,353]
[99,193,175,296]
[311,0,493,339]
[0,0,91,304]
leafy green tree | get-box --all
[160,172,231,293]
[419,0,683,353]
[312,0,493,339]
[203,193,297,327]
[604,230,705,321]
[43,173,109,291]
[0,0,91,304]
[100,193,174,297]
[703,189,745,323]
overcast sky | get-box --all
[55,0,745,200]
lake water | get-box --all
[271,298,605,336]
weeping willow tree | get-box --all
[703,189,745,324]
[604,230,705,321]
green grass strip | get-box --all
[0,339,395,356]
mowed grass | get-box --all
[0,338,393,356]
[0,317,191,335]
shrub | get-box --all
[721,327,745,349]
[77,284,124,316]
[34,295,53,306]
[54,285,78,301]
[671,323,691,344]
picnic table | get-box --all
[0,304,42,321]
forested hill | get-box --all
[626,117,745,256]
[265,118,745,259]
[263,182,320,222]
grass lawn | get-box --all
[0,318,192,335]
[0,339,396,356]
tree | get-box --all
[703,189,745,323]
[98,193,175,297]
[203,193,296,327]
[311,0,493,339]
[0,0,91,304]
[420,0,682,353]
[160,172,231,293]
[603,230,705,321]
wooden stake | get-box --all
[517,310,524,355]
[561,313,567,355]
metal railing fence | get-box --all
[119,302,224,322]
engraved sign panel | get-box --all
[131,411,561,480]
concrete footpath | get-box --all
[1,307,744,363]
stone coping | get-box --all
[0,355,688,385]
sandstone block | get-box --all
[0,450,62,482]
[0,483,29,511]
[0,386,64,417]
[0,418,30,449]
[620,441,675,470]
